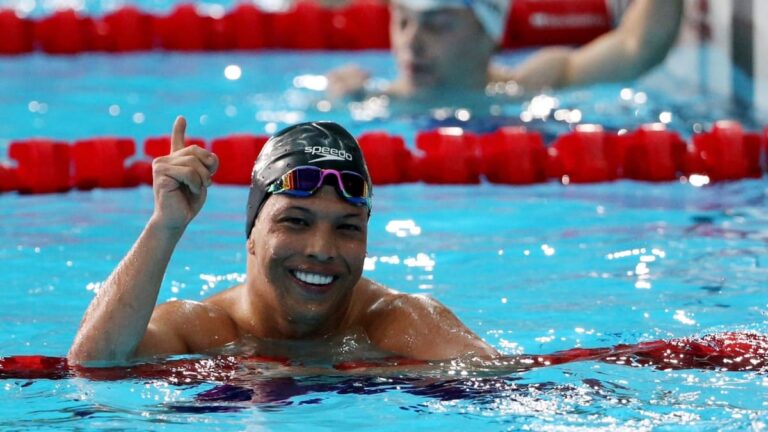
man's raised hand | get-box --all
[150,116,219,232]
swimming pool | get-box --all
[2,14,768,432]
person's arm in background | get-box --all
[326,64,372,100]
[68,117,223,365]
[498,0,683,91]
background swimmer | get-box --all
[326,0,683,101]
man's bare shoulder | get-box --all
[354,279,498,360]
[204,283,244,310]
[353,279,446,338]
[138,295,240,357]
[152,299,234,331]
[202,283,250,334]
[367,288,445,326]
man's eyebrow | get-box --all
[340,212,366,220]
[278,205,313,215]
[422,9,462,20]
[280,206,364,219]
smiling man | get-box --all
[68,117,497,366]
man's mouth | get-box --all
[408,62,432,76]
[400,58,431,75]
[291,270,335,287]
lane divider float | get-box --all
[1,332,767,380]
[1,121,766,195]
[0,0,613,55]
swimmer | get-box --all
[67,117,498,366]
[326,0,683,101]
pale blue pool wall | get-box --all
[664,0,768,122]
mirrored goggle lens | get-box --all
[273,167,370,202]
[291,166,323,191]
[340,171,367,198]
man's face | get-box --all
[248,186,368,333]
[390,5,496,92]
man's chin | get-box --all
[412,78,439,92]
[284,303,343,337]
[285,283,345,316]
[396,71,438,93]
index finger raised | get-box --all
[171,116,187,154]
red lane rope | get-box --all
[0,354,290,382]
[0,2,389,54]
[2,332,766,381]
[1,121,767,194]
[0,0,613,55]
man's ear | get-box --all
[247,237,256,255]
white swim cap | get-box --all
[392,0,512,44]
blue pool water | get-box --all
[3,180,768,430]
[1,24,768,432]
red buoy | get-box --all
[35,9,95,54]
[358,132,414,184]
[221,3,270,49]
[687,120,763,181]
[271,2,331,49]
[72,138,136,189]
[0,164,18,193]
[0,10,34,54]
[211,134,268,184]
[547,125,618,183]
[154,4,213,51]
[616,124,686,181]
[9,139,71,194]
[479,126,547,184]
[98,7,154,52]
[330,0,389,50]
[126,161,153,186]
[415,128,480,184]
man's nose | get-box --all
[305,225,337,262]
[402,20,427,54]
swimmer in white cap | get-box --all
[386,0,510,96]
[326,0,682,100]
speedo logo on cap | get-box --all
[305,146,353,163]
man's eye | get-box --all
[339,224,362,232]
[424,19,453,33]
[282,217,308,227]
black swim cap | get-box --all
[245,121,372,238]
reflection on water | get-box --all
[2,184,768,429]
[5,361,766,430]
[2,48,762,157]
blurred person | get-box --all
[326,0,683,101]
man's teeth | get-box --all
[294,271,333,285]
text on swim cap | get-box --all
[305,146,353,162]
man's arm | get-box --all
[325,64,372,100]
[501,0,683,90]
[366,293,499,361]
[68,117,221,365]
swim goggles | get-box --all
[266,166,372,209]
